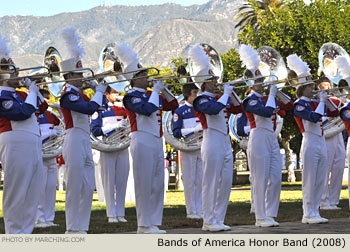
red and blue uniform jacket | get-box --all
[123,88,179,137]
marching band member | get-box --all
[59,28,107,234]
[91,86,130,223]
[191,44,244,232]
[336,56,350,210]
[115,43,179,234]
[0,36,47,233]
[340,101,350,211]
[288,54,339,224]
[35,89,61,228]
[317,77,345,210]
[240,45,294,227]
[172,83,203,219]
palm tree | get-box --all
[234,0,284,33]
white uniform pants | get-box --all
[62,128,95,232]
[100,148,129,218]
[125,149,136,203]
[321,133,345,206]
[181,150,203,216]
[58,164,66,191]
[0,131,43,234]
[346,139,350,209]
[247,128,282,220]
[37,157,58,223]
[301,132,327,218]
[93,150,105,202]
[130,131,164,227]
[201,129,233,225]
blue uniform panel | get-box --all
[243,93,275,118]
[60,88,99,115]
[123,90,159,116]
[340,103,350,122]
[193,94,226,115]
[236,112,249,137]
[293,99,323,123]
[0,90,36,121]
[172,104,197,139]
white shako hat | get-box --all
[188,43,217,89]
[0,35,12,79]
[114,42,146,80]
[60,27,86,73]
[286,54,312,87]
[238,44,263,87]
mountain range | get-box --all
[0,0,242,71]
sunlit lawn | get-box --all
[0,181,349,234]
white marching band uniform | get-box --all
[289,54,340,223]
[0,86,46,234]
[190,43,243,231]
[36,110,60,227]
[116,42,179,233]
[0,36,48,233]
[244,90,293,226]
[60,82,105,233]
[172,101,203,219]
[193,90,243,230]
[91,101,130,222]
[294,96,340,222]
[340,103,350,209]
[320,114,345,209]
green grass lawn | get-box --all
[0,182,349,234]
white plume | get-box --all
[115,42,139,66]
[335,56,350,77]
[0,35,10,59]
[189,44,211,69]
[238,44,260,69]
[61,27,85,58]
[286,54,310,75]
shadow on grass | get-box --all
[0,199,348,234]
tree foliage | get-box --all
[235,0,285,34]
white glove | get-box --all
[22,77,32,89]
[194,123,203,133]
[152,80,165,94]
[223,84,233,96]
[25,80,39,108]
[116,119,128,129]
[95,82,108,93]
[319,92,328,103]
[269,85,278,97]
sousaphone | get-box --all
[91,43,131,152]
[317,42,348,138]
[43,47,65,97]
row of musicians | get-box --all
[2,72,350,233]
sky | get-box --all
[0,0,210,17]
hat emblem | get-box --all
[306,76,310,81]
[208,69,214,75]
[76,60,82,68]
[7,58,14,65]
[137,63,142,69]
[255,69,261,76]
